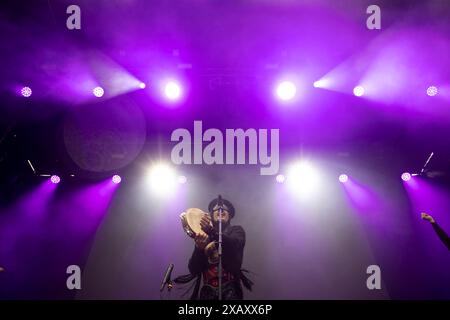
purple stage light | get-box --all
[21,86,32,97]
[276,81,296,101]
[276,174,285,183]
[139,82,146,89]
[426,86,438,96]
[112,175,121,184]
[353,86,365,97]
[339,174,348,183]
[93,86,104,97]
[164,81,181,100]
[50,175,61,184]
[401,172,411,182]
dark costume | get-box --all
[188,224,248,299]
[174,199,253,300]
[431,222,450,251]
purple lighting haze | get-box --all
[426,86,438,96]
[353,86,365,97]
[339,174,348,183]
[112,175,121,184]
[401,172,411,182]
[276,81,296,101]
[21,86,32,97]
[50,175,60,184]
[93,86,104,97]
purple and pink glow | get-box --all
[50,175,60,184]
[21,86,32,97]
[93,86,104,98]
[426,86,438,96]
[401,172,411,182]
[112,175,122,184]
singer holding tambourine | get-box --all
[175,197,253,300]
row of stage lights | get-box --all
[19,82,440,101]
[45,162,416,199]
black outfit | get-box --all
[175,224,253,300]
[431,222,450,251]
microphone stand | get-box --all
[217,195,223,301]
[159,280,173,300]
[160,263,174,300]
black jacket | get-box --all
[188,225,246,276]
[432,222,450,251]
[173,224,252,300]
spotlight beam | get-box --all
[419,152,434,176]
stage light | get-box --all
[353,86,365,97]
[93,86,104,97]
[426,86,438,96]
[401,172,411,182]
[339,174,348,183]
[178,175,187,184]
[286,161,320,198]
[147,163,177,196]
[112,175,121,184]
[276,174,285,183]
[50,175,60,184]
[313,81,321,88]
[164,81,182,100]
[21,86,32,97]
[276,81,297,101]
[139,82,146,89]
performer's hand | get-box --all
[200,214,213,234]
[421,212,435,224]
[194,232,209,250]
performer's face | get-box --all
[212,205,231,224]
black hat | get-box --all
[208,197,235,218]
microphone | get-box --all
[218,195,223,210]
[160,263,174,292]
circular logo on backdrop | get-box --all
[64,96,147,172]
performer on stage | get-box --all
[175,197,253,300]
[421,212,450,251]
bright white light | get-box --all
[276,174,285,183]
[112,175,122,184]
[178,175,187,184]
[313,79,330,89]
[93,86,104,97]
[353,86,365,97]
[401,172,411,182]
[139,82,146,89]
[426,86,438,96]
[286,161,320,199]
[276,81,297,101]
[164,81,182,100]
[339,174,348,183]
[147,163,177,196]
[21,86,32,97]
